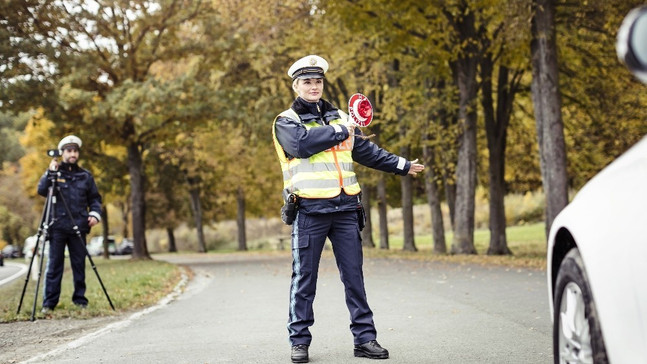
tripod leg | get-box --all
[30,235,49,321]
[17,183,55,318]
[82,242,115,310]
[16,234,42,314]
[56,187,115,311]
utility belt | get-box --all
[280,191,366,231]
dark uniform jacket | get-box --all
[275,97,411,215]
[37,162,102,233]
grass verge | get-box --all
[362,222,547,270]
[0,258,183,323]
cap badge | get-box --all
[309,57,317,65]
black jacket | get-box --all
[37,162,102,233]
[275,97,410,214]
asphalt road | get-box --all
[21,252,552,363]
[0,261,28,287]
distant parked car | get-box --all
[2,244,21,259]
[87,236,117,256]
[116,238,134,255]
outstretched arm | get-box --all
[352,137,424,176]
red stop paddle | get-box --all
[348,93,373,127]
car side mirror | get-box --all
[618,6,647,83]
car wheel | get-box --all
[553,248,608,364]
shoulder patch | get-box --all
[279,108,300,122]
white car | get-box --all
[547,135,647,363]
[547,8,647,363]
[87,236,117,256]
[23,234,49,260]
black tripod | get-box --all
[16,171,115,321]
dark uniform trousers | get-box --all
[288,210,377,346]
[43,229,88,308]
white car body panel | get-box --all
[548,136,647,363]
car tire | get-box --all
[553,248,608,364]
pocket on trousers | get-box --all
[292,214,311,250]
[293,234,310,250]
[297,235,310,249]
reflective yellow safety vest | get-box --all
[272,108,361,199]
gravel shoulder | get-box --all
[0,315,126,364]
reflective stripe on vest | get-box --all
[272,108,361,199]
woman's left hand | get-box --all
[408,159,425,176]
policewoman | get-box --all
[37,135,102,313]
[272,55,425,363]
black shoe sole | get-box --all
[291,357,309,363]
[354,349,389,359]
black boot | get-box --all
[354,340,389,359]
[291,344,309,363]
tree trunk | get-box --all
[372,130,390,250]
[187,181,206,253]
[377,175,389,250]
[422,142,446,254]
[451,112,478,254]
[481,55,515,256]
[237,186,247,251]
[449,6,479,255]
[442,160,457,231]
[531,0,569,239]
[486,138,511,255]
[100,205,110,259]
[435,79,457,232]
[361,89,377,249]
[361,185,375,248]
[119,201,130,240]
[400,144,417,252]
[167,227,177,252]
[127,141,150,259]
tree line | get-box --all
[1,0,646,258]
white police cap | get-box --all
[287,55,329,80]
[58,135,82,151]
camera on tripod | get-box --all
[47,149,61,157]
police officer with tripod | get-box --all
[37,135,102,313]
